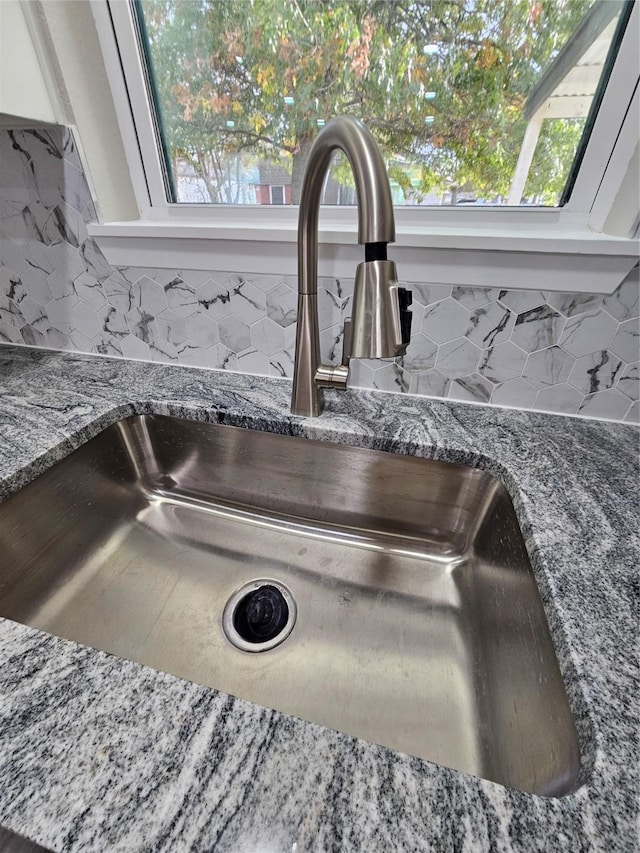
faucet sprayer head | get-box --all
[350,253,412,359]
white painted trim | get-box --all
[566,0,639,214]
[89,219,638,256]
[90,0,152,217]
[20,0,69,125]
[507,111,544,205]
[89,220,638,294]
[589,81,640,235]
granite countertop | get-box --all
[0,345,637,852]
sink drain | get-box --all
[222,579,297,652]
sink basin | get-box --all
[0,415,580,796]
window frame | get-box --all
[87,0,639,293]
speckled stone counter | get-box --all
[0,345,638,852]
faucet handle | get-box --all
[396,287,413,356]
[341,318,353,367]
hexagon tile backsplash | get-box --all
[0,127,638,423]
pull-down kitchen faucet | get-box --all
[291,116,412,417]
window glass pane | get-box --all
[136,0,629,207]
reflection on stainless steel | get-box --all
[0,415,580,796]
[291,116,411,416]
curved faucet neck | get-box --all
[292,116,408,418]
[297,116,395,296]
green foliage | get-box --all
[140,0,596,204]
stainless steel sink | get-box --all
[0,415,581,796]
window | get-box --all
[86,0,639,293]
[134,0,632,209]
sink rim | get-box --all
[0,410,596,794]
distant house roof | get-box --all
[255,163,292,186]
[524,0,624,121]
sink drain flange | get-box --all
[222,579,297,653]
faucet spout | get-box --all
[291,116,411,417]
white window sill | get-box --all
[88,219,639,294]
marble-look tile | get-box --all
[17,297,47,329]
[207,342,239,371]
[624,399,639,422]
[422,298,468,344]
[185,313,220,348]
[347,358,377,390]
[242,273,282,293]
[93,334,123,357]
[45,292,78,334]
[318,280,350,332]
[80,237,113,281]
[411,283,451,305]
[225,276,267,324]
[523,346,575,389]
[196,279,233,320]
[45,327,70,350]
[73,272,107,310]
[132,276,168,316]
[218,315,251,353]
[0,266,24,302]
[451,286,499,308]
[149,338,179,363]
[266,282,297,327]
[164,277,198,317]
[319,323,344,365]
[436,338,481,378]
[101,305,129,339]
[602,267,639,321]
[251,318,285,356]
[370,361,410,393]
[559,310,618,358]
[236,348,270,376]
[120,334,151,361]
[535,383,583,414]
[449,372,493,402]
[126,308,158,344]
[20,264,53,307]
[399,332,438,372]
[409,367,450,397]
[0,296,25,329]
[490,377,537,408]
[568,351,624,395]
[124,266,176,287]
[20,325,46,347]
[617,362,639,401]
[466,301,514,348]
[46,243,85,293]
[609,319,639,363]
[269,348,295,379]
[547,292,603,317]
[578,388,633,420]
[176,342,206,367]
[67,328,94,352]
[70,302,103,340]
[478,342,527,383]
[178,269,216,288]
[0,240,26,274]
[0,320,22,343]
[155,309,188,346]
[512,305,565,353]
[103,271,135,314]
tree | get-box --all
[140,0,594,205]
